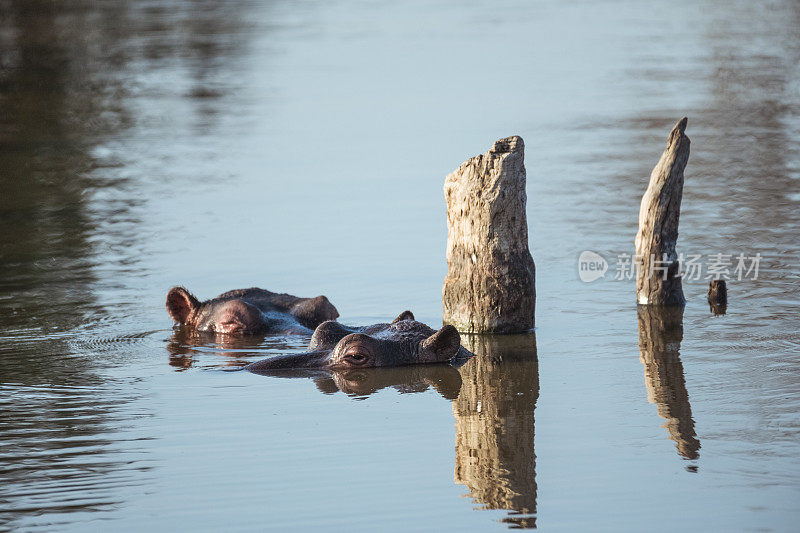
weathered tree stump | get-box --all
[443,136,536,333]
[635,118,690,306]
[708,279,727,315]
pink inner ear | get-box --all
[166,288,197,323]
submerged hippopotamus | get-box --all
[166,286,339,335]
[246,311,471,372]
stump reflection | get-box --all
[637,306,700,462]
[453,334,539,529]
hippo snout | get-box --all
[246,350,330,374]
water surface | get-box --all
[1,0,798,531]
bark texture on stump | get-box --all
[443,136,535,333]
[635,117,690,306]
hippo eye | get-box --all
[344,352,368,365]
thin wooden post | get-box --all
[635,118,690,306]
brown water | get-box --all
[1,0,798,531]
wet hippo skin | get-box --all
[166,286,339,335]
[246,311,473,371]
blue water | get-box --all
[1,0,798,531]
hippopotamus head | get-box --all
[166,286,338,335]
[246,312,466,371]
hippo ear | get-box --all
[392,310,415,323]
[420,325,461,363]
[166,286,200,324]
[291,295,339,329]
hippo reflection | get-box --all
[166,326,308,371]
[166,286,339,335]
[246,312,471,372]
[253,365,463,399]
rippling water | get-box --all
[1,0,798,531]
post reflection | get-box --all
[453,334,539,529]
[636,306,700,463]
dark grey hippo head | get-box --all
[246,311,467,371]
[166,286,338,335]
